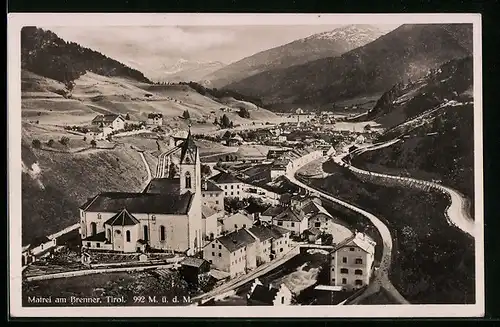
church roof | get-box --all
[104,208,140,226]
[142,178,181,194]
[81,191,194,215]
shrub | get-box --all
[32,139,41,149]
[182,110,190,119]
[47,139,55,147]
[83,136,87,141]
[238,107,251,119]
[59,136,70,146]
[90,140,97,148]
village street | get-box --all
[191,245,301,304]
[346,139,476,238]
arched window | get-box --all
[160,225,166,241]
[107,229,111,241]
[143,225,149,242]
[126,230,131,242]
[185,172,192,189]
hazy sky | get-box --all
[47,24,399,78]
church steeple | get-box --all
[179,127,200,195]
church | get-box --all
[78,131,204,255]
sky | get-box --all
[46,24,400,79]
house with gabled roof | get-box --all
[91,114,125,131]
[247,278,293,306]
[79,131,203,255]
[209,172,245,198]
[329,232,376,291]
[147,113,163,126]
[203,228,257,278]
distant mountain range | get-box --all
[156,59,226,83]
[202,24,387,89]
[222,24,473,107]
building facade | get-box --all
[79,131,203,255]
[203,228,257,278]
[210,172,245,198]
[329,232,376,291]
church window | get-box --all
[185,172,192,189]
[126,230,131,242]
[97,213,102,220]
[115,230,121,235]
[160,225,166,241]
[107,229,111,241]
[151,215,156,222]
[90,222,97,236]
[143,226,149,241]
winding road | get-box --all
[286,153,409,304]
[346,140,476,238]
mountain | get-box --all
[156,59,226,83]
[202,24,387,89]
[223,24,473,106]
[21,26,151,84]
[352,56,474,202]
[366,56,473,127]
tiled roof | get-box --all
[148,113,163,118]
[210,172,241,184]
[248,284,279,305]
[180,257,209,268]
[269,225,290,237]
[142,178,180,194]
[202,180,223,192]
[201,205,218,219]
[274,208,303,222]
[332,233,375,255]
[262,206,285,217]
[92,114,123,123]
[217,229,256,253]
[304,227,322,236]
[248,225,275,241]
[81,191,194,215]
[104,208,140,226]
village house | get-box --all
[329,232,376,291]
[21,235,57,266]
[220,212,254,234]
[79,131,203,255]
[201,205,223,243]
[201,179,224,212]
[91,114,125,131]
[210,172,245,198]
[247,223,291,265]
[179,257,211,287]
[227,134,244,146]
[147,113,163,126]
[271,207,309,236]
[355,134,366,144]
[295,108,304,115]
[247,278,293,306]
[203,228,257,278]
[84,125,105,141]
